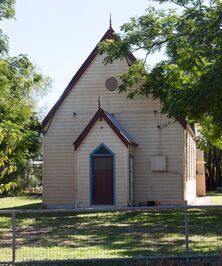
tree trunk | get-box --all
[205,145,222,190]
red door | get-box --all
[93,156,113,205]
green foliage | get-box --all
[0,0,49,193]
[198,126,222,189]
[100,0,222,147]
[0,0,15,54]
[0,0,15,20]
[0,54,47,193]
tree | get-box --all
[100,0,222,148]
[0,0,49,193]
[0,0,15,54]
[199,124,222,189]
[205,145,222,189]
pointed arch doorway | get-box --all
[90,144,114,205]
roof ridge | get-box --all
[42,27,136,129]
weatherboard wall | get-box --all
[43,53,186,207]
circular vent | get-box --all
[105,77,118,91]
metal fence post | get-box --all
[184,201,189,265]
[12,212,16,266]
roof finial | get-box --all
[109,13,112,29]
[98,96,101,109]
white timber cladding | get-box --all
[43,53,185,206]
[184,131,196,203]
[76,119,128,207]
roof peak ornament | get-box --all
[98,96,101,109]
[109,13,112,29]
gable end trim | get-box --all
[74,108,138,150]
[42,27,136,129]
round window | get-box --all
[105,77,118,91]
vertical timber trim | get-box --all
[128,154,135,206]
[112,153,116,205]
[77,150,80,208]
[89,153,93,206]
[182,129,186,203]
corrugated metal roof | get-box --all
[105,112,136,145]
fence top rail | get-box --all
[0,204,222,214]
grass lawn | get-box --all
[0,195,42,210]
[210,196,222,204]
[0,195,222,263]
[207,191,222,204]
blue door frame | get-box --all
[129,154,135,205]
[89,143,115,206]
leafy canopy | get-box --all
[100,0,222,147]
[0,0,49,193]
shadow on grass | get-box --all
[1,202,42,210]
[1,208,222,258]
[1,210,185,256]
[1,203,42,211]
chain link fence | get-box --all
[0,206,222,265]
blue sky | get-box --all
[1,0,167,116]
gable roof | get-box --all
[42,27,136,128]
[74,107,138,150]
[42,26,195,139]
